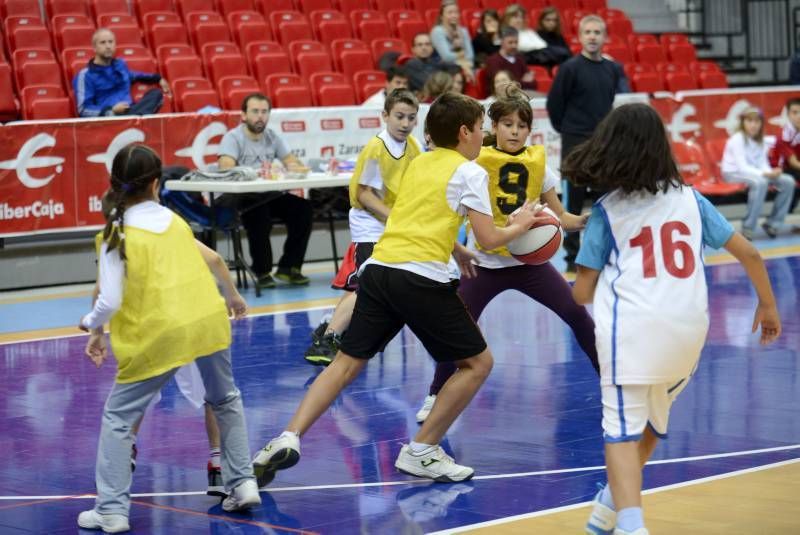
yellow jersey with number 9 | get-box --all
[474,145,546,257]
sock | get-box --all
[209,447,221,469]
[616,507,644,532]
[599,483,615,510]
[409,441,435,454]
[280,430,299,440]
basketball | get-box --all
[507,207,562,265]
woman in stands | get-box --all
[534,7,572,66]
[472,9,502,68]
[430,0,475,82]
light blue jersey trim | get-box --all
[596,203,621,384]
[604,433,643,443]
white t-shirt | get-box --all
[348,130,409,243]
[363,160,493,283]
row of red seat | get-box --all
[0,0,610,23]
[625,61,727,92]
[673,139,748,197]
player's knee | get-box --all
[460,350,493,379]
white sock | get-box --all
[409,441,435,454]
[280,430,299,440]
[209,447,221,469]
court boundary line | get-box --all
[0,443,796,501]
[425,457,800,534]
[2,245,798,344]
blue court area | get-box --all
[0,254,798,533]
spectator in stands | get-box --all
[789,53,800,84]
[546,15,619,272]
[501,4,548,65]
[771,97,800,215]
[721,107,795,240]
[430,0,475,82]
[420,71,454,102]
[472,9,501,68]
[404,32,461,92]
[534,7,572,67]
[74,28,170,117]
[484,27,536,94]
[451,70,465,93]
[217,93,313,288]
[362,66,409,107]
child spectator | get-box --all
[485,27,537,93]
[721,106,795,239]
[501,4,548,64]
[770,97,800,216]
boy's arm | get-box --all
[195,240,247,319]
[452,241,477,278]
[356,186,391,221]
[722,233,781,344]
[572,266,600,304]
[467,201,544,251]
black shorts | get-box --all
[340,264,487,362]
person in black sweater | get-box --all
[534,7,571,67]
[546,15,619,272]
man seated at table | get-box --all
[217,93,313,288]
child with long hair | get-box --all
[566,103,781,535]
[416,89,599,423]
[78,144,259,533]
[721,106,795,239]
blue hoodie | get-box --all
[73,58,161,117]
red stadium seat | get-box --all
[254,0,293,18]
[163,55,204,80]
[207,53,247,83]
[606,17,633,37]
[134,0,175,24]
[395,19,428,46]
[45,0,88,18]
[635,42,667,63]
[353,69,386,102]
[0,62,19,121]
[13,48,57,87]
[97,13,137,26]
[265,72,312,107]
[21,84,72,119]
[143,11,181,29]
[90,0,129,19]
[350,10,390,44]
[667,42,697,63]
[175,0,216,20]
[234,22,273,49]
[54,24,95,53]
[331,38,374,77]
[311,10,352,45]
[309,71,356,106]
[269,10,313,45]
[627,33,657,50]
[217,74,259,109]
[408,0,438,11]
[5,18,53,53]
[290,40,333,80]
[297,0,330,14]
[335,0,370,16]
[18,60,63,89]
[664,71,696,92]
[603,42,632,64]
[215,0,254,16]
[423,9,437,28]
[106,24,144,46]
[156,42,195,64]
[61,47,93,81]
[177,88,221,111]
[370,38,409,64]
[671,140,746,197]
[630,71,664,93]
[387,10,422,34]
[2,0,42,19]
[659,32,689,47]
[51,14,94,32]
[578,0,606,10]
[191,21,232,51]
[698,70,728,89]
[247,41,292,80]
[688,60,722,77]
[147,22,190,50]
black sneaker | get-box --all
[257,274,276,289]
[311,321,329,344]
[761,222,778,238]
[274,267,310,286]
[207,462,225,497]
[130,443,137,472]
[303,332,341,366]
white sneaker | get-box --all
[252,433,301,488]
[222,479,261,512]
[585,487,616,535]
[77,509,130,533]
[415,395,437,423]
[394,444,474,482]
[614,528,649,535]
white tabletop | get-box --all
[164,172,351,194]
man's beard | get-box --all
[245,121,265,134]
